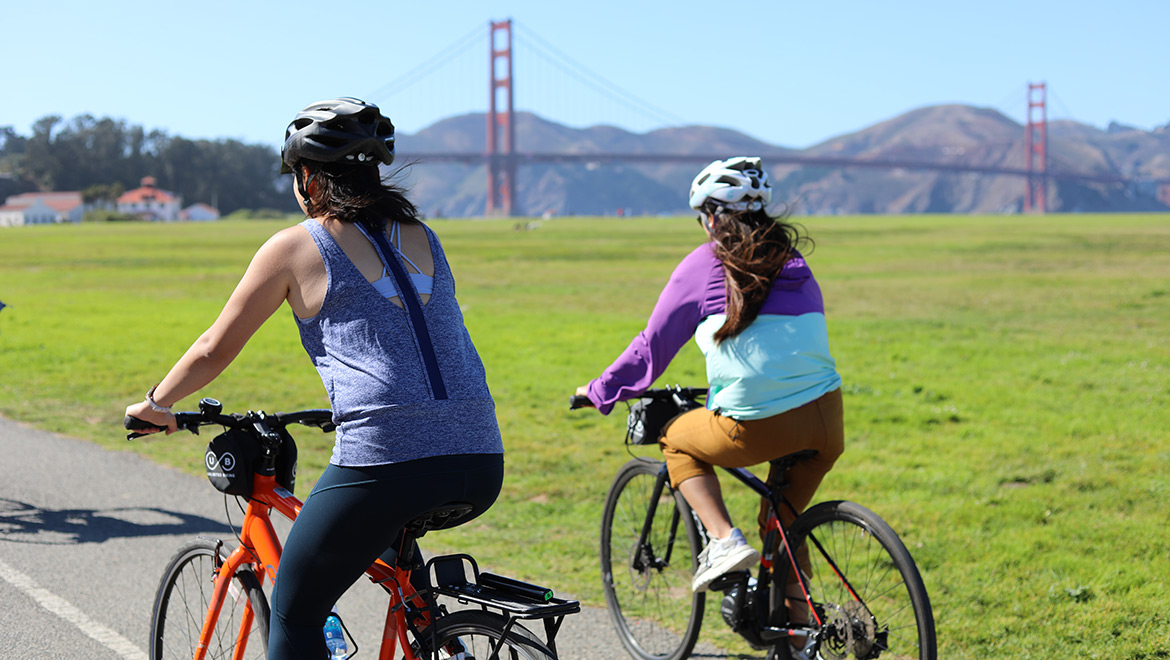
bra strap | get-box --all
[360,222,448,400]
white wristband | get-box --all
[145,385,173,414]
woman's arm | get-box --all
[124,230,300,433]
[584,244,723,415]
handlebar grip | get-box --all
[124,415,163,440]
[569,394,594,410]
[124,415,158,430]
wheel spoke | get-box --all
[785,502,935,660]
[602,460,704,660]
[151,541,269,660]
[429,611,555,660]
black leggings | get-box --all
[267,453,504,660]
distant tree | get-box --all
[81,182,125,206]
[8,114,298,215]
[0,126,27,160]
[0,127,34,201]
[23,116,63,190]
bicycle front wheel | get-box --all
[601,459,705,660]
[150,539,270,660]
[426,610,556,660]
[777,501,936,660]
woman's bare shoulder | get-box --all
[239,222,317,274]
[256,222,313,254]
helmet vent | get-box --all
[314,135,348,148]
[281,97,397,170]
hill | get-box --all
[394,107,1170,216]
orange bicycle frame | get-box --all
[192,473,433,660]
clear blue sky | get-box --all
[4,1,1167,151]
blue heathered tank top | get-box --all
[295,219,503,466]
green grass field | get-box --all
[1,213,1167,659]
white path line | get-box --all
[0,556,148,660]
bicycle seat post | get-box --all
[766,449,819,519]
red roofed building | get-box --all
[0,191,85,227]
[117,176,182,221]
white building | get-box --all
[117,177,182,221]
[179,202,221,221]
[0,191,85,227]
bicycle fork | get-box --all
[634,465,687,574]
[194,544,265,660]
[195,502,284,660]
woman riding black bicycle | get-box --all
[576,156,843,658]
[125,98,505,660]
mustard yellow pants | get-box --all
[659,388,845,541]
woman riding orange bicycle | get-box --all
[126,97,505,659]
[576,157,844,656]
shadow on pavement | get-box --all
[0,497,230,545]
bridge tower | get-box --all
[486,19,516,217]
[1024,82,1047,214]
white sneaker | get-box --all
[691,528,760,592]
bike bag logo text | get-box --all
[205,450,237,477]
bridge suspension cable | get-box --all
[362,19,690,135]
[512,20,686,129]
[364,24,485,105]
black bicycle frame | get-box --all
[633,460,872,645]
[719,464,876,641]
[713,466,809,642]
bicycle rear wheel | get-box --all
[600,459,705,660]
[773,501,936,660]
[150,539,270,660]
[425,610,555,660]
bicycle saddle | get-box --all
[768,450,820,491]
[404,503,476,537]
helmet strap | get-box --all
[295,167,316,216]
[699,207,719,234]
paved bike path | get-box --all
[0,416,732,660]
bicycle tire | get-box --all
[150,539,270,660]
[769,501,936,660]
[600,459,705,660]
[424,610,556,660]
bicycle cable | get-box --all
[221,493,248,555]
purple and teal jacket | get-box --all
[585,243,841,420]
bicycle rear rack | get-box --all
[423,554,580,654]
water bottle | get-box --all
[323,607,347,659]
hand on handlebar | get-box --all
[569,385,595,410]
[124,399,177,438]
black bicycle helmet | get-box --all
[280,97,395,174]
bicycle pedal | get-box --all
[709,571,750,592]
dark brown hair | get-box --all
[295,160,419,230]
[706,205,811,343]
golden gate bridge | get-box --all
[367,19,1169,217]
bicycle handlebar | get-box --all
[124,397,334,440]
[568,386,708,411]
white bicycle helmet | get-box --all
[688,156,773,211]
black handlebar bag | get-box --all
[205,428,297,497]
[626,398,680,445]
